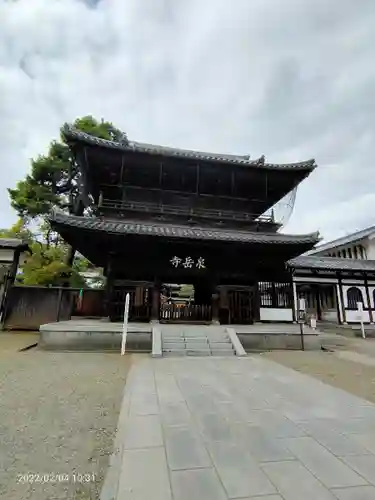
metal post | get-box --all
[357,301,366,339]
[121,293,130,355]
[292,280,298,323]
[299,322,305,351]
[298,297,306,351]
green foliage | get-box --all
[6,115,122,287]
[0,218,34,242]
[8,115,123,219]
[0,219,90,287]
[20,243,87,287]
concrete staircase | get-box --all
[161,325,235,356]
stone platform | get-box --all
[39,319,152,352]
[39,319,320,352]
[236,323,320,351]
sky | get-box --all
[1,0,374,242]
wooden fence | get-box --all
[160,303,212,323]
[2,286,104,330]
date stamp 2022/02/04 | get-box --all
[17,473,96,484]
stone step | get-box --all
[210,350,235,356]
[207,342,232,349]
[186,349,212,356]
[163,343,186,351]
[163,351,187,357]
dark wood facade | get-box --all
[50,127,319,323]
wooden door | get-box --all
[228,289,253,324]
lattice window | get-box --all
[258,282,292,308]
[346,286,363,309]
[259,282,273,307]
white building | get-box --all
[287,225,375,325]
[0,238,31,324]
[305,225,375,260]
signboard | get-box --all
[298,310,306,324]
[170,256,206,269]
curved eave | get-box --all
[62,125,317,172]
[49,212,320,246]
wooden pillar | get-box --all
[364,274,373,323]
[292,280,298,324]
[271,282,277,308]
[338,275,346,324]
[104,255,113,320]
[315,285,322,321]
[211,289,220,325]
[151,281,160,322]
[253,282,260,322]
[0,247,21,328]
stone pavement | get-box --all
[106,356,375,500]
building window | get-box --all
[353,246,358,259]
[346,287,363,309]
[258,282,292,308]
[342,249,347,258]
[348,248,352,258]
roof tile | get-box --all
[287,256,375,272]
[50,212,320,245]
[63,126,316,171]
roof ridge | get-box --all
[62,125,316,171]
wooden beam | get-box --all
[364,273,373,323]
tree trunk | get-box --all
[66,245,76,267]
[63,196,84,285]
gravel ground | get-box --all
[261,344,375,404]
[0,333,132,500]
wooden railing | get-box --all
[160,304,212,323]
[100,198,274,224]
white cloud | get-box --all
[1,0,374,243]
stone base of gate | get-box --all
[234,323,320,351]
[39,319,152,352]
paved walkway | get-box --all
[110,356,375,500]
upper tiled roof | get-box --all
[287,256,375,272]
[63,126,317,171]
[305,224,375,255]
[0,238,29,250]
[50,211,320,245]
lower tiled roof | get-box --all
[287,256,375,272]
[49,212,319,245]
[0,238,29,250]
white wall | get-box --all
[345,310,371,323]
[368,287,375,308]
[0,249,15,263]
[364,238,375,260]
[260,308,293,322]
